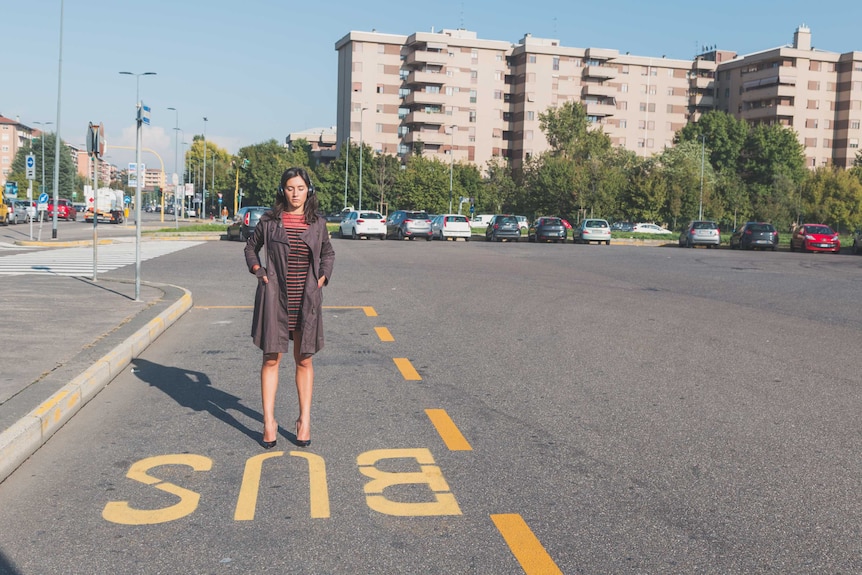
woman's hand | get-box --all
[317,275,326,288]
[254,266,268,285]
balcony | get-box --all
[404,50,448,67]
[406,70,446,86]
[403,129,447,145]
[581,83,616,98]
[404,91,448,106]
[585,102,616,117]
[742,104,796,121]
[583,65,617,79]
[404,110,446,125]
[741,66,797,86]
[692,76,715,91]
[741,83,796,101]
[689,95,716,108]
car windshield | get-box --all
[585,220,608,228]
[446,216,467,223]
[406,212,429,219]
[542,218,562,225]
[360,212,382,218]
[805,225,833,234]
[692,221,717,229]
[748,224,774,232]
[498,216,517,224]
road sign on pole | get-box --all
[26,155,36,180]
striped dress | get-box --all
[282,212,310,332]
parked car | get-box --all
[679,220,720,248]
[612,221,634,232]
[515,215,529,232]
[853,229,862,255]
[12,200,36,223]
[0,200,8,225]
[340,210,386,240]
[45,198,77,221]
[574,218,611,245]
[528,216,567,243]
[386,210,432,240]
[470,214,495,229]
[632,222,672,234]
[729,222,779,251]
[431,214,471,241]
[790,223,840,253]
[485,214,521,242]
[226,206,268,241]
[73,202,86,215]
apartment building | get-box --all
[335,26,862,171]
[0,115,31,188]
[335,29,718,170]
[713,26,862,169]
[286,126,338,163]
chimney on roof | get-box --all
[793,25,811,50]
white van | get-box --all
[470,214,494,229]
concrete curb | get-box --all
[0,282,193,483]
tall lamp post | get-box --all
[51,0,64,239]
[448,124,456,213]
[202,117,208,219]
[119,70,156,302]
[33,121,53,198]
[358,107,367,211]
[343,136,350,210]
[167,107,179,226]
[699,134,706,221]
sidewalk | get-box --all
[0,275,192,482]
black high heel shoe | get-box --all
[295,421,311,448]
[261,423,277,449]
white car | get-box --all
[431,214,471,241]
[633,222,673,234]
[340,210,386,240]
[469,214,494,229]
[515,215,529,231]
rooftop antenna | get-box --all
[460,2,464,28]
[553,16,557,37]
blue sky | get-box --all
[3,0,861,174]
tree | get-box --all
[676,110,748,173]
[539,101,611,160]
[8,133,77,199]
[798,167,862,232]
[235,139,293,207]
[392,155,450,212]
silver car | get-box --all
[386,210,432,240]
[574,218,611,245]
[679,220,720,248]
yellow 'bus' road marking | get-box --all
[491,514,563,575]
[393,358,422,381]
[425,409,472,451]
[375,327,394,342]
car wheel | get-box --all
[351,228,358,240]
[464,237,470,242]
[380,234,385,240]
[605,240,610,245]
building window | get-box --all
[378,43,385,54]
[353,42,363,53]
[376,123,384,133]
[851,120,861,129]
[619,119,627,128]
[850,138,860,148]
[352,62,363,72]
[352,82,362,92]
[470,90,477,103]
[470,70,478,84]
[526,111,535,121]
[398,107,409,118]
[376,84,384,94]
[621,83,628,93]
[469,110,476,123]
[398,87,410,98]
[823,139,832,148]
[807,100,819,110]
[667,104,674,113]
[552,57,560,71]
[495,70,503,81]
[494,90,502,100]
[377,104,384,113]
[426,85,440,93]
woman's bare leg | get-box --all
[292,331,313,443]
[261,352,281,442]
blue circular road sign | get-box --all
[38,193,49,203]
[26,156,35,169]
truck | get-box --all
[84,186,125,224]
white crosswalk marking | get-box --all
[0,240,203,276]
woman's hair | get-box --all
[274,167,319,223]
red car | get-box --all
[790,223,840,253]
[45,198,77,221]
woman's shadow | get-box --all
[131,357,281,445]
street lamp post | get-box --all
[699,134,706,221]
[202,117,208,219]
[51,0,64,239]
[119,70,156,301]
[449,124,456,214]
[167,107,179,227]
[358,107,367,211]
[32,121,53,198]
[343,136,350,210]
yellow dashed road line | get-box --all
[491,513,563,575]
[425,409,472,451]
[393,358,422,381]
[374,327,394,342]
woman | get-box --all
[244,167,335,448]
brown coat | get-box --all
[244,211,335,355]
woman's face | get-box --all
[283,175,309,213]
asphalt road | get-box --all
[1,237,861,574]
